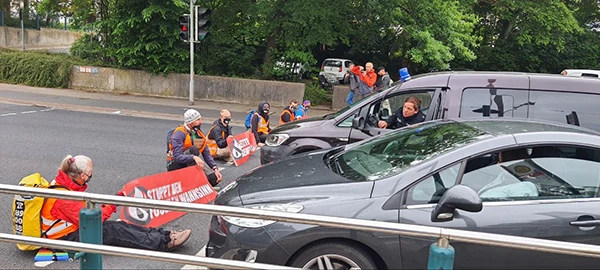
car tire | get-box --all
[290,242,377,270]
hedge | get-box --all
[0,48,79,88]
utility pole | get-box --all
[20,1,24,51]
[188,0,194,105]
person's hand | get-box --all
[115,190,126,196]
[102,204,117,213]
[193,156,204,168]
[228,135,234,138]
[378,120,388,129]
[213,168,223,183]
[258,143,265,147]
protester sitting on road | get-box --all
[295,100,311,120]
[251,102,272,146]
[351,62,377,100]
[279,99,298,126]
[167,109,222,186]
[343,62,358,105]
[42,155,192,251]
[207,109,234,163]
[374,66,391,92]
[378,96,426,129]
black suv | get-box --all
[260,71,600,164]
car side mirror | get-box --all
[431,185,482,222]
[352,116,365,130]
[381,108,390,118]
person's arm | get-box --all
[201,146,218,170]
[210,125,228,148]
[351,66,362,75]
[251,114,260,143]
[364,71,377,87]
[172,130,194,164]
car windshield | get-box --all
[328,121,490,181]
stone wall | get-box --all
[70,66,305,107]
[0,26,81,48]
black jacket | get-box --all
[208,119,232,149]
[385,110,426,129]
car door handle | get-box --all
[570,220,600,227]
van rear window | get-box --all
[324,60,342,67]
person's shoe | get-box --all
[166,229,192,251]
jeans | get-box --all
[346,91,355,105]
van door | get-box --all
[348,88,440,143]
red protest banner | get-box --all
[119,166,216,228]
[226,131,257,166]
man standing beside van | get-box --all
[378,96,426,129]
[344,62,359,105]
[351,62,377,100]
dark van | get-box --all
[260,71,600,164]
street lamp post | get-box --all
[20,1,24,51]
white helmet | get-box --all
[184,109,201,124]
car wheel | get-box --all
[290,242,377,270]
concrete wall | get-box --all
[70,66,305,107]
[0,26,81,48]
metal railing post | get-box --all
[1,10,4,26]
[79,201,103,269]
[427,236,454,270]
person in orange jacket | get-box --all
[351,62,377,100]
[41,155,192,251]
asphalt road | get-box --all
[0,102,259,269]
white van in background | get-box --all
[319,58,353,84]
[561,69,600,78]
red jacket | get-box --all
[351,66,377,87]
[49,170,115,227]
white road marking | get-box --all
[1,108,55,117]
[1,113,16,116]
[21,111,37,114]
[40,108,55,112]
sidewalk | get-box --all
[0,83,336,127]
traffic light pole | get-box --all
[188,0,194,105]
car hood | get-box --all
[221,151,374,206]
[271,116,329,133]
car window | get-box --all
[406,163,461,205]
[329,121,488,182]
[337,114,354,128]
[460,88,529,118]
[460,146,600,202]
[344,61,351,68]
[529,90,600,131]
[324,60,342,67]
[368,90,435,126]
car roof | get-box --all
[454,118,600,136]
[398,71,600,93]
[323,58,352,62]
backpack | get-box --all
[12,173,67,251]
[245,110,256,129]
[166,127,176,153]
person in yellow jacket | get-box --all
[207,109,234,163]
[251,102,272,146]
[42,155,192,251]
[279,99,298,126]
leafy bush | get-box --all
[303,81,331,106]
[0,49,80,88]
[70,34,106,65]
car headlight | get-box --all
[265,133,290,147]
[221,204,304,228]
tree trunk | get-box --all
[262,0,285,72]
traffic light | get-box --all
[179,14,190,42]
[195,7,211,41]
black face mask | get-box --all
[192,124,202,132]
[223,118,231,125]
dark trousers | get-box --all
[60,220,171,251]
[166,146,218,186]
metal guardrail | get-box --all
[2,183,600,269]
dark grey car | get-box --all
[207,119,600,269]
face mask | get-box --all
[223,118,231,125]
[290,106,297,110]
[305,106,310,111]
[192,124,202,132]
[263,109,269,114]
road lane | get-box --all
[0,103,261,269]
